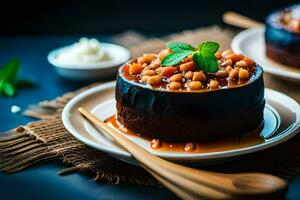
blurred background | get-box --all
[0,0,298,36]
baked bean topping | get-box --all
[158,49,172,60]
[225,65,233,72]
[215,51,222,59]
[169,82,182,90]
[184,143,196,152]
[216,70,229,78]
[161,66,175,77]
[123,47,256,91]
[221,59,232,67]
[142,69,157,76]
[209,80,219,89]
[179,61,196,72]
[184,71,194,79]
[147,75,162,85]
[170,74,183,82]
[138,54,156,65]
[235,60,248,68]
[192,71,206,82]
[279,7,300,33]
[238,68,250,80]
[129,63,143,75]
[229,68,239,79]
[187,81,202,90]
[151,139,162,149]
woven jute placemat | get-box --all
[1,26,300,185]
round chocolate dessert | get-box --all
[116,42,265,142]
[265,4,300,67]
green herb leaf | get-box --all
[161,50,194,66]
[167,42,195,52]
[199,41,219,54]
[0,59,20,83]
[193,51,218,73]
[0,58,21,97]
[2,81,15,96]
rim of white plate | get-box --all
[62,82,300,160]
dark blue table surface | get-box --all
[0,36,299,200]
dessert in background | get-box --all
[265,4,300,67]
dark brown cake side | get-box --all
[266,43,300,67]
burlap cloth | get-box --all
[1,26,300,186]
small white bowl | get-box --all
[48,43,131,80]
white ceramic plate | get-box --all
[48,43,130,80]
[62,82,300,165]
[231,27,300,82]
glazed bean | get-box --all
[184,143,196,152]
[209,80,219,89]
[216,70,229,78]
[179,61,196,72]
[221,49,233,57]
[151,139,162,149]
[291,19,300,32]
[142,70,157,76]
[182,54,193,62]
[156,67,162,74]
[187,81,202,90]
[184,71,194,79]
[141,76,149,83]
[158,49,172,60]
[138,54,156,65]
[147,75,162,84]
[215,51,222,59]
[220,59,233,67]
[225,53,244,62]
[243,57,255,66]
[235,60,248,68]
[229,68,239,79]
[170,74,183,82]
[129,63,143,75]
[193,71,206,82]
[169,82,182,90]
[239,68,250,79]
[149,58,161,69]
[225,65,233,72]
[161,66,175,77]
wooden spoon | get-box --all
[223,11,264,29]
[78,107,287,200]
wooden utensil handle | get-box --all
[78,107,287,199]
[223,11,264,28]
[78,107,231,199]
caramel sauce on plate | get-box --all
[105,115,265,153]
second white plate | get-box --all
[232,27,300,82]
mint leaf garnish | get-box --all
[161,50,194,66]
[167,42,195,52]
[193,51,218,73]
[161,41,219,72]
[199,41,219,54]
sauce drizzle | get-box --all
[105,115,265,153]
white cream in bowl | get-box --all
[48,38,130,80]
[55,38,111,65]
